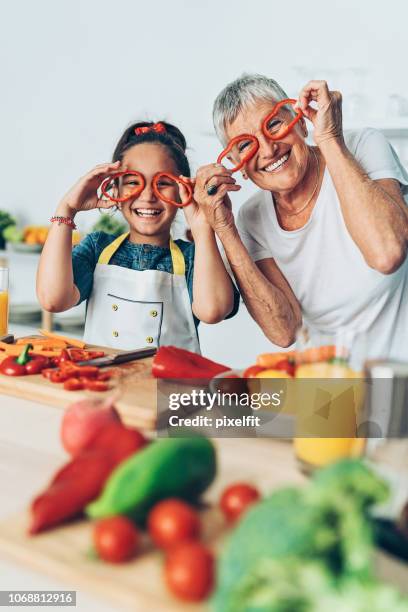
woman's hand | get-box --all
[297,80,343,147]
[179,177,211,235]
[193,164,241,235]
[58,161,122,216]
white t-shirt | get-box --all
[237,128,408,361]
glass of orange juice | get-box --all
[293,327,366,474]
[0,268,9,336]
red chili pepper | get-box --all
[0,344,48,377]
[262,98,303,141]
[152,346,230,379]
[63,378,84,391]
[29,423,147,534]
[97,370,113,381]
[217,135,259,173]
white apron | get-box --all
[83,233,200,352]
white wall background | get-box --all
[1,0,408,366]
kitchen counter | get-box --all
[0,393,407,611]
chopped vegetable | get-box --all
[38,329,86,349]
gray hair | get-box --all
[213,73,292,145]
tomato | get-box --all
[220,483,261,523]
[274,359,295,377]
[93,516,140,563]
[242,365,264,378]
[165,542,214,601]
[63,378,84,391]
[147,499,200,550]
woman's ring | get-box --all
[207,184,218,196]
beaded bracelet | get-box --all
[50,216,77,230]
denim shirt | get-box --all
[72,232,239,329]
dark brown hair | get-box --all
[112,121,191,177]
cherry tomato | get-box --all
[93,516,140,563]
[220,483,261,523]
[165,542,214,602]
[242,365,264,378]
[274,359,295,377]
[63,378,84,391]
[147,499,200,550]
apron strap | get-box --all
[169,239,185,276]
[98,233,130,264]
[98,232,185,276]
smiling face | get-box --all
[225,99,310,195]
[119,143,179,244]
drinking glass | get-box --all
[0,268,9,336]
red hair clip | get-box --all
[134,122,166,136]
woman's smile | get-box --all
[260,150,291,173]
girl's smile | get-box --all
[120,143,179,244]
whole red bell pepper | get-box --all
[0,344,49,376]
[28,420,147,534]
[151,345,230,379]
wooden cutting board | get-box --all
[0,340,157,430]
[0,439,406,611]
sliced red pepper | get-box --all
[152,172,193,208]
[152,346,230,379]
[74,365,99,379]
[42,368,56,380]
[50,369,71,383]
[262,98,303,141]
[217,134,259,173]
[97,370,114,381]
[63,378,84,391]
[83,379,110,392]
[67,349,105,362]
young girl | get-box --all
[37,121,239,351]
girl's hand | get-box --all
[297,80,343,147]
[193,164,241,235]
[59,161,122,215]
[178,176,211,235]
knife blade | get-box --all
[76,346,157,367]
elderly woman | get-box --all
[194,74,408,359]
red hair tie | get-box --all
[134,122,166,136]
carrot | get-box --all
[31,349,64,357]
[16,338,67,348]
[38,330,86,349]
[297,345,345,364]
[0,342,27,355]
[257,352,295,368]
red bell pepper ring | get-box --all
[0,344,49,377]
[63,378,85,391]
[262,98,303,141]
[152,172,193,207]
[152,345,230,379]
[100,170,145,203]
[217,134,259,173]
